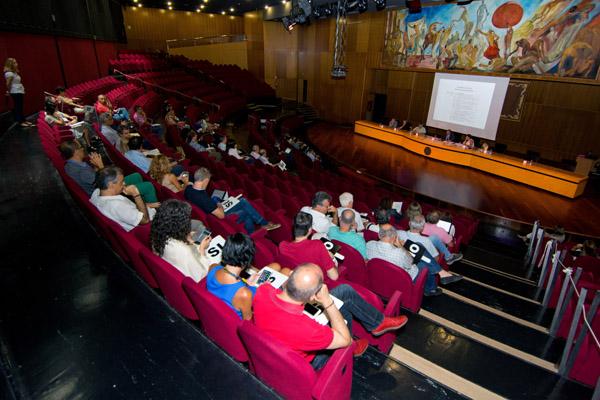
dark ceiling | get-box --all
[118,0,283,16]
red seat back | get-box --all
[139,247,198,319]
[332,240,368,286]
[367,258,427,313]
[182,278,248,362]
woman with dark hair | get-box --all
[206,233,258,320]
[151,199,211,283]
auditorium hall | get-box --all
[1,1,599,399]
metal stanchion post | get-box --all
[558,288,587,375]
[542,250,561,308]
[535,241,555,299]
[526,228,545,280]
[550,268,582,337]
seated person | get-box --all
[164,105,180,126]
[149,155,189,193]
[206,233,258,320]
[410,123,426,136]
[125,136,151,173]
[400,215,463,265]
[279,212,339,281]
[184,167,280,233]
[337,192,364,231]
[388,118,398,129]
[217,135,228,152]
[90,166,156,232]
[366,208,392,234]
[328,209,367,259]
[59,140,158,203]
[227,142,245,160]
[95,94,129,121]
[462,135,475,149]
[43,101,79,126]
[571,240,599,258]
[366,224,459,296]
[186,130,207,152]
[249,144,261,159]
[300,191,338,237]
[53,86,84,114]
[405,201,422,221]
[423,210,455,246]
[99,112,120,147]
[398,119,410,130]
[378,197,402,222]
[150,199,212,283]
[116,125,134,154]
[258,149,274,166]
[133,105,150,126]
[444,129,455,142]
[253,263,409,369]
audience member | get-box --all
[366,224,459,296]
[253,263,409,369]
[217,135,228,152]
[90,166,156,232]
[379,197,402,222]
[249,145,261,159]
[52,86,84,114]
[400,215,463,265]
[423,210,455,246]
[280,212,339,281]
[405,202,422,221]
[227,142,245,160]
[95,94,129,121]
[59,140,158,203]
[164,105,179,126]
[151,199,211,282]
[206,233,258,320]
[300,191,338,237]
[572,240,598,258]
[184,167,280,233]
[149,155,189,193]
[366,208,392,233]
[133,105,149,126]
[125,136,152,173]
[338,192,364,231]
[258,149,273,166]
[116,125,134,154]
[99,112,120,147]
[43,101,79,126]
[328,209,368,259]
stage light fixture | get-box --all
[405,0,421,13]
[265,4,270,10]
[322,4,333,17]
[374,0,386,11]
[357,0,368,13]
[281,16,296,31]
[230,7,234,12]
[196,8,200,12]
[221,10,226,14]
[168,5,173,10]
[133,0,138,3]
[312,6,321,18]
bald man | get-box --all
[253,263,408,370]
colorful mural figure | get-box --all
[383,0,600,79]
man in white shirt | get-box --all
[300,191,338,238]
[337,192,365,231]
[99,112,119,147]
[90,166,156,232]
[249,144,260,159]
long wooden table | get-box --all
[354,121,588,198]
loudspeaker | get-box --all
[405,0,421,14]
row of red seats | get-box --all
[106,83,145,111]
[37,115,401,399]
[64,76,124,106]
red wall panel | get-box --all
[57,37,101,87]
[0,32,120,117]
[0,32,63,115]
[95,40,119,76]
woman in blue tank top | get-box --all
[206,233,258,320]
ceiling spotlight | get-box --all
[196,8,200,12]
[281,0,286,4]
[312,6,321,18]
[230,7,234,12]
[264,5,269,9]
[167,1,172,5]
[374,0,386,11]
[221,10,226,14]
[357,0,368,13]
[204,0,208,2]
[200,4,205,8]
[133,0,138,3]
[138,3,143,7]
[322,4,333,16]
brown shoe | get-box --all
[263,222,281,231]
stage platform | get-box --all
[308,122,600,238]
[354,121,587,199]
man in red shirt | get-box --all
[278,212,339,280]
[94,94,130,121]
[253,263,408,370]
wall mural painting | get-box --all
[383,0,600,79]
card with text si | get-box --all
[205,235,226,265]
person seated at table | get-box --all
[462,135,475,149]
[95,94,129,121]
[388,118,398,129]
[149,155,189,193]
[410,123,426,136]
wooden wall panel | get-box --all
[123,7,244,51]
[169,42,248,68]
[244,12,265,81]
